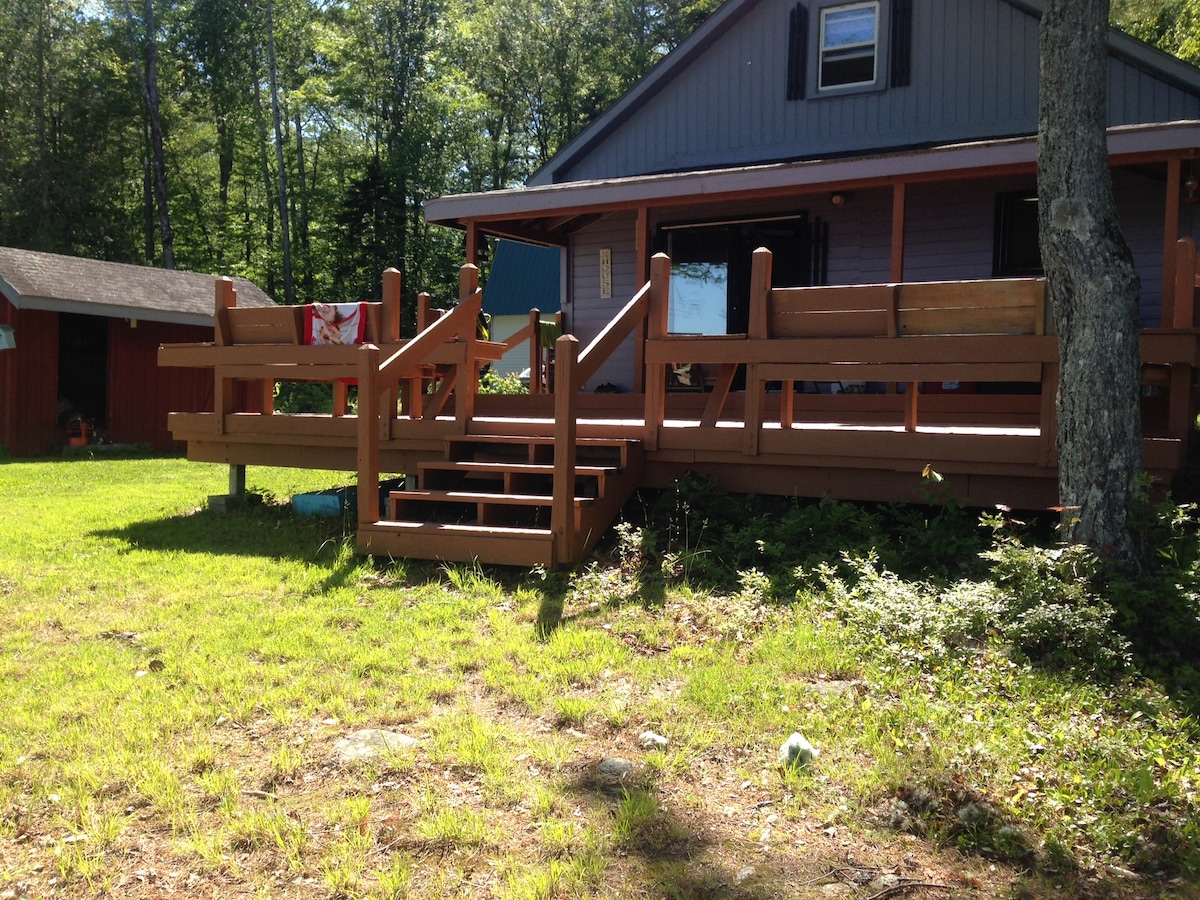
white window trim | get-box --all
[817,1,881,92]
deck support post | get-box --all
[553,335,580,566]
[643,254,670,452]
[228,464,245,496]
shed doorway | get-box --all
[58,313,109,429]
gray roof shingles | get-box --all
[0,247,276,327]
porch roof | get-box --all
[425,121,1200,245]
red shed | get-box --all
[0,248,276,457]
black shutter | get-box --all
[786,3,808,101]
[890,0,913,88]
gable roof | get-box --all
[483,241,561,316]
[0,247,276,327]
[527,0,1200,187]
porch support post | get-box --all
[634,206,650,393]
[1163,157,1182,327]
[457,264,480,431]
[643,253,670,451]
[743,247,772,456]
[465,221,482,267]
[891,182,916,403]
[890,182,906,282]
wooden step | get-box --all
[359,520,556,567]
[417,460,616,497]
[446,435,635,467]
[389,488,590,528]
[357,434,646,568]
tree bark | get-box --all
[124,0,174,268]
[266,0,293,304]
[1038,0,1143,561]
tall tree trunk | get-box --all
[252,67,276,297]
[124,0,174,268]
[294,107,314,298]
[1038,0,1143,562]
[266,0,293,304]
[216,116,234,267]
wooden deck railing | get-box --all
[495,308,562,394]
[548,268,658,560]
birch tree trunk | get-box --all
[1038,0,1143,561]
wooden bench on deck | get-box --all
[160,265,507,436]
[644,247,1057,459]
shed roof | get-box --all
[483,241,561,316]
[0,247,276,327]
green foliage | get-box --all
[478,369,529,395]
[982,535,1133,676]
[273,380,334,414]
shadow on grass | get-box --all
[92,494,353,565]
[559,765,788,900]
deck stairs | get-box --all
[361,434,645,568]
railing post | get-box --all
[744,248,772,455]
[357,343,382,534]
[214,277,237,434]
[528,308,542,394]
[553,334,580,566]
[458,265,481,431]
[383,267,402,341]
[643,253,671,451]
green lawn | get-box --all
[0,456,1196,899]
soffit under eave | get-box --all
[430,124,1200,233]
[2,293,214,327]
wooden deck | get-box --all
[159,243,1200,568]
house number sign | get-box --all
[599,249,612,299]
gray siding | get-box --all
[551,0,1199,184]
[565,172,1179,368]
[569,214,641,392]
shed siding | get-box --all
[0,303,59,457]
[107,319,213,450]
[552,0,1197,184]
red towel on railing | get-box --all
[305,302,367,345]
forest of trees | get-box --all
[0,0,720,306]
[0,0,1194,308]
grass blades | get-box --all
[0,457,1197,899]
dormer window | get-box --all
[819,2,879,90]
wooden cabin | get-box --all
[160,0,1200,567]
[0,247,275,456]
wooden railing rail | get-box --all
[494,308,562,394]
[639,247,1062,459]
[577,281,653,387]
